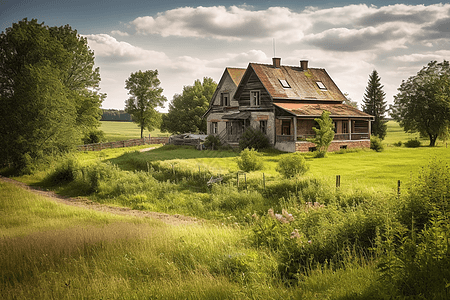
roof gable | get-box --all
[226,67,246,86]
[235,63,347,102]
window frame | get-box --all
[250,90,260,106]
[260,120,267,134]
[281,120,291,136]
[211,122,218,134]
[221,93,230,106]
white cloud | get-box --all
[131,5,306,41]
[110,30,129,36]
[84,34,168,63]
[97,4,450,110]
[128,3,450,50]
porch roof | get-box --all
[222,111,251,120]
[274,102,374,119]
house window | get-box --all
[333,122,337,133]
[316,81,327,90]
[211,122,218,134]
[221,93,230,106]
[279,79,290,88]
[342,121,348,134]
[250,90,260,106]
[282,120,291,135]
[260,120,267,134]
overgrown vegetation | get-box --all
[239,127,271,150]
[3,123,450,299]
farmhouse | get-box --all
[204,58,374,152]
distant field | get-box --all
[384,120,428,145]
[100,121,170,142]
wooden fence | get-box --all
[77,136,169,151]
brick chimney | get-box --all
[272,57,281,68]
[300,60,308,70]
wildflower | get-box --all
[290,229,301,239]
[282,209,295,222]
[308,240,312,244]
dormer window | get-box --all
[279,79,290,88]
[251,90,260,106]
[316,81,327,90]
[221,93,230,106]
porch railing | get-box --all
[277,133,370,143]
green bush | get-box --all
[239,127,270,150]
[393,141,402,147]
[82,130,105,144]
[276,152,309,179]
[370,135,384,152]
[203,135,222,150]
[44,156,80,185]
[405,138,421,148]
[236,148,263,172]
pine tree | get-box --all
[362,70,387,140]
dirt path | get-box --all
[0,176,201,226]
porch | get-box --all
[275,117,372,152]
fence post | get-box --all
[263,173,265,190]
[397,180,401,196]
[336,175,341,189]
[237,172,239,188]
[244,173,247,189]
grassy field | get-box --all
[2,121,449,299]
[99,121,169,142]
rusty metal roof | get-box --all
[226,67,246,86]
[274,102,374,119]
[250,63,347,102]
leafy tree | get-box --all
[362,70,387,139]
[124,70,167,138]
[308,110,335,157]
[161,77,216,134]
[343,92,358,109]
[0,19,104,170]
[391,61,450,147]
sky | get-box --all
[1,0,450,112]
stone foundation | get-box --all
[295,140,370,152]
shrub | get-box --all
[82,130,105,144]
[370,135,384,152]
[203,135,222,150]
[44,156,80,185]
[405,138,421,148]
[393,141,402,147]
[239,127,270,150]
[276,153,309,178]
[236,148,263,172]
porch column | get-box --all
[348,119,352,140]
[293,116,297,142]
[368,120,372,138]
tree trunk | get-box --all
[429,134,437,147]
[140,125,144,139]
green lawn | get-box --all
[100,121,169,142]
[383,120,429,145]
